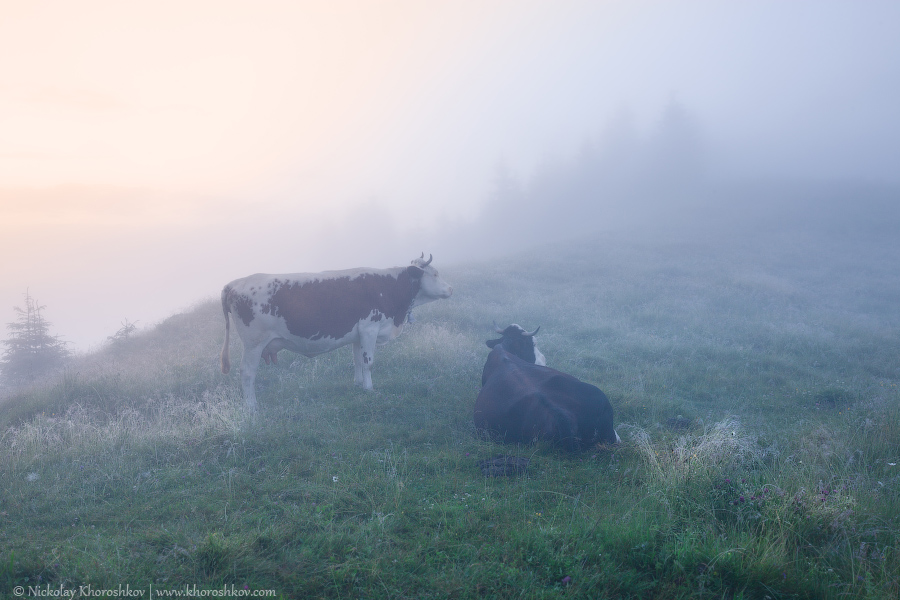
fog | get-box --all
[1,1,899,351]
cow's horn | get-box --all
[421,253,433,267]
[493,320,505,334]
[523,326,540,337]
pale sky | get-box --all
[1,1,899,351]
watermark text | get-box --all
[13,584,277,598]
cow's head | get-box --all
[407,253,453,302]
[486,322,546,366]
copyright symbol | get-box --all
[13,586,24,597]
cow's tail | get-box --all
[220,287,232,374]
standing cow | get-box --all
[474,323,619,451]
[221,254,452,410]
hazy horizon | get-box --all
[2,1,899,351]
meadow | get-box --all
[1,227,898,599]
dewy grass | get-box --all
[630,418,767,489]
[1,231,899,598]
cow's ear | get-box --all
[406,265,424,279]
[486,338,501,348]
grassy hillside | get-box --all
[1,230,898,599]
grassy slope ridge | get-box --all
[1,231,898,599]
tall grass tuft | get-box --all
[631,418,767,488]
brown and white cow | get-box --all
[221,254,452,410]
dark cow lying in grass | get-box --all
[474,323,620,451]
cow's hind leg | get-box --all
[239,343,266,412]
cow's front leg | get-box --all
[239,342,266,412]
[353,324,379,390]
[352,341,365,386]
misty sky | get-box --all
[1,1,899,351]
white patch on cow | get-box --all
[532,338,547,366]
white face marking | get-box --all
[415,266,453,302]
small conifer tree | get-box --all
[107,318,138,346]
[1,291,69,385]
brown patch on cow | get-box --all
[268,268,421,340]
[223,285,256,326]
[234,296,255,326]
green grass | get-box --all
[1,231,899,598]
